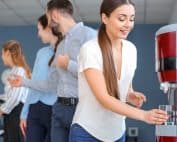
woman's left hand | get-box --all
[127,91,146,108]
[0,110,3,117]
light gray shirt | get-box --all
[23,22,97,98]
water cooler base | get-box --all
[156,136,177,142]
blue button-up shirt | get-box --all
[21,46,57,119]
[23,22,97,98]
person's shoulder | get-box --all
[80,38,100,54]
[38,46,51,53]
[123,39,136,52]
[37,46,52,56]
[83,25,97,36]
[82,38,99,48]
[123,39,136,48]
[84,25,96,32]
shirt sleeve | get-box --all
[0,93,7,101]
[31,50,40,77]
[22,66,58,94]
[78,40,102,73]
[67,28,97,78]
[134,48,137,70]
[67,59,78,78]
[20,103,29,119]
[0,68,27,114]
[130,43,137,71]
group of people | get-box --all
[0,0,168,142]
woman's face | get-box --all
[103,4,135,40]
[37,22,51,44]
[1,50,11,66]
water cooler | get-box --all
[155,24,177,142]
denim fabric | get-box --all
[51,102,76,142]
[69,124,125,142]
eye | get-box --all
[118,17,125,22]
[130,18,135,22]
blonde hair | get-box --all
[2,40,31,78]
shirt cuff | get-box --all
[20,104,29,119]
[22,78,30,87]
[67,60,77,75]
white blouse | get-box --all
[0,67,29,114]
[72,38,137,141]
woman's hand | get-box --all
[127,91,146,108]
[8,75,23,87]
[20,119,27,137]
[0,110,3,117]
[143,109,169,125]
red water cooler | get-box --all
[155,24,177,142]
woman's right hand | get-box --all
[143,109,169,125]
[20,119,27,137]
[8,75,23,87]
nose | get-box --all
[124,20,133,29]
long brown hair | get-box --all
[38,14,63,66]
[2,40,31,78]
[98,0,134,99]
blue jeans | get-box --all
[26,101,52,142]
[51,102,76,142]
[69,124,126,142]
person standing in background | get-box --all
[9,0,97,142]
[69,0,169,142]
[1,40,31,142]
[20,14,63,142]
[0,69,11,102]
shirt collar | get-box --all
[48,45,54,52]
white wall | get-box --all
[169,0,177,24]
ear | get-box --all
[51,9,60,23]
[101,13,109,25]
[6,50,11,57]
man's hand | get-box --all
[57,55,69,69]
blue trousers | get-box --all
[51,102,76,142]
[69,124,126,142]
[26,101,52,142]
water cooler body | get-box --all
[155,24,177,142]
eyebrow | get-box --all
[119,14,135,17]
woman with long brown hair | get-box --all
[69,0,168,142]
[0,40,31,142]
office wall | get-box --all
[126,24,168,142]
[0,24,168,142]
[169,0,177,24]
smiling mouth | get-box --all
[120,30,129,35]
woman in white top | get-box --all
[69,0,168,142]
[0,69,11,101]
[1,40,31,142]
